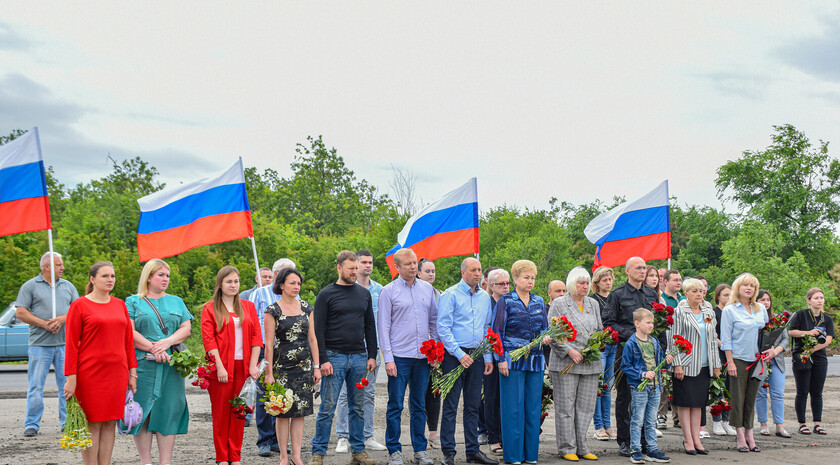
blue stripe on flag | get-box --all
[137,183,249,234]
[401,203,477,248]
[0,161,48,204]
[595,206,670,246]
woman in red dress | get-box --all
[64,261,137,465]
[201,265,263,465]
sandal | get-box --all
[737,446,749,453]
[799,425,812,435]
[491,445,504,456]
[759,426,770,436]
[776,427,792,438]
[814,424,827,435]
[750,445,761,452]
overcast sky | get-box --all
[2,2,839,214]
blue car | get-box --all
[0,302,29,361]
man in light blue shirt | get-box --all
[252,258,296,457]
[336,250,387,452]
[437,258,497,465]
[241,267,273,301]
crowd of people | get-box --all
[13,249,836,464]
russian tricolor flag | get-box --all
[136,158,253,262]
[385,178,479,277]
[584,180,671,269]
[0,127,51,237]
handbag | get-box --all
[143,296,188,353]
[118,390,143,434]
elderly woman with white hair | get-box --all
[492,260,548,465]
[669,278,721,455]
[548,266,601,462]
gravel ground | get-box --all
[1,376,839,465]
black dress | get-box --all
[266,300,315,418]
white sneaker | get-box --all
[699,429,710,439]
[712,423,727,436]
[414,451,433,465]
[723,423,737,436]
[365,437,388,451]
[336,437,349,453]
[389,451,404,465]
[656,428,663,438]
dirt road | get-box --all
[1,375,838,465]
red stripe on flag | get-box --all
[0,196,51,237]
[592,232,671,269]
[137,210,254,262]
[386,228,479,277]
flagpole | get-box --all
[47,229,56,319]
[249,236,260,282]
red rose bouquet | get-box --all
[707,376,732,417]
[596,373,609,398]
[638,335,692,391]
[799,334,818,364]
[540,373,553,419]
[432,328,503,399]
[191,353,216,390]
[560,326,619,374]
[510,315,577,362]
[229,396,254,420]
[763,311,792,333]
[650,302,675,337]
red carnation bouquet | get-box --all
[560,326,619,375]
[432,328,503,399]
[707,376,732,417]
[510,315,577,362]
[355,369,373,390]
[638,335,692,391]
[191,353,216,390]
[650,302,675,337]
[420,339,446,395]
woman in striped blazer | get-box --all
[669,278,722,455]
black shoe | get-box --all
[23,428,38,437]
[696,448,709,455]
[467,451,499,465]
[443,454,456,465]
[270,444,282,453]
[619,443,631,457]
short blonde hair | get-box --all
[682,278,705,293]
[633,307,654,322]
[728,273,760,312]
[592,266,614,294]
[511,260,537,279]
[137,259,169,298]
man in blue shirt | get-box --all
[437,258,498,465]
[240,267,273,301]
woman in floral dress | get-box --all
[264,268,320,465]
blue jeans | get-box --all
[312,351,367,455]
[440,351,483,456]
[756,358,785,424]
[336,355,378,439]
[26,345,66,431]
[593,344,615,429]
[499,370,542,463]
[386,357,430,453]
[256,349,279,448]
[630,384,660,454]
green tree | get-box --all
[716,124,840,268]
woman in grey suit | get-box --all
[549,266,601,462]
[670,278,721,455]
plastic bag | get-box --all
[237,359,270,408]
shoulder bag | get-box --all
[143,296,188,353]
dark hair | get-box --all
[693,275,707,281]
[663,269,681,282]
[85,261,114,294]
[273,267,304,295]
[356,249,373,258]
[418,258,433,272]
[483,266,500,279]
[337,250,358,266]
[756,289,772,315]
[713,283,731,307]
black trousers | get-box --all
[483,360,502,444]
[615,343,632,446]
[426,371,441,432]
[793,362,828,424]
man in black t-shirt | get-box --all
[603,256,659,457]
[311,251,378,465]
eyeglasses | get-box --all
[493,282,510,287]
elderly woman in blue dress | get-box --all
[549,266,601,462]
[126,259,193,465]
[492,260,548,465]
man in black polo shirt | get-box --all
[311,250,378,465]
[603,256,659,457]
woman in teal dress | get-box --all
[126,258,193,465]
